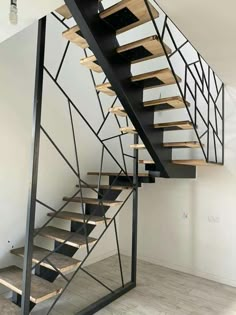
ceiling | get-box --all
[0,0,63,43]
[157,0,236,87]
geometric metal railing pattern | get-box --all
[146,0,224,164]
[21,13,140,315]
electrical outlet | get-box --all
[208,216,220,223]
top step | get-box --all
[100,0,159,34]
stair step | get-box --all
[0,266,62,304]
[130,144,146,150]
[154,120,194,131]
[172,159,209,166]
[63,197,122,207]
[63,26,89,49]
[144,96,189,111]
[96,83,116,96]
[131,68,181,90]
[96,68,181,96]
[80,36,171,72]
[120,127,137,134]
[56,5,72,19]
[100,0,159,34]
[0,296,20,315]
[48,211,111,225]
[139,160,155,164]
[77,184,132,190]
[109,106,127,117]
[163,141,201,148]
[88,171,150,177]
[11,246,81,273]
[37,227,97,249]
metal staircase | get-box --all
[0,0,225,314]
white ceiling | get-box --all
[0,0,63,43]
[157,0,236,87]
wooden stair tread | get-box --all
[131,68,181,89]
[77,184,132,190]
[172,159,210,166]
[100,0,159,34]
[139,160,155,164]
[80,36,171,72]
[88,171,150,177]
[63,26,89,49]
[96,69,181,95]
[63,197,122,207]
[120,127,137,134]
[154,120,194,130]
[109,106,127,117]
[37,226,97,249]
[0,266,62,304]
[11,246,81,273]
[56,5,72,19]
[130,144,146,150]
[48,211,111,225]
[96,83,116,96]
[0,296,20,315]
[163,141,201,148]
[144,96,189,111]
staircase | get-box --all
[0,0,224,314]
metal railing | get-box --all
[145,0,224,164]
[21,13,140,315]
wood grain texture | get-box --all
[48,211,111,225]
[11,246,81,273]
[80,55,102,73]
[154,120,193,130]
[63,26,89,49]
[56,5,72,19]
[172,159,214,166]
[0,266,62,304]
[119,127,137,134]
[96,83,116,96]
[132,68,181,88]
[77,184,132,190]
[0,296,20,315]
[139,160,155,164]
[100,0,159,34]
[37,227,97,249]
[163,141,201,148]
[117,35,171,63]
[81,36,172,72]
[109,107,127,117]
[130,144,146,150]
[62,197,122,207]
[144,96,189,110]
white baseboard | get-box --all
[121,249,236,288]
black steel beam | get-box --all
[64,0,196,178]
[21,17,46,315]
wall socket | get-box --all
[208,216,220,223]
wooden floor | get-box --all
[3,255,236,314]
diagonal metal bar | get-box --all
[114,218,124,288]
[55,41,70,81]
[81,267,114,293]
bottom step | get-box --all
[0,266,62,304]
[0,296,20,315]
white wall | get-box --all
[120,85,236,287]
